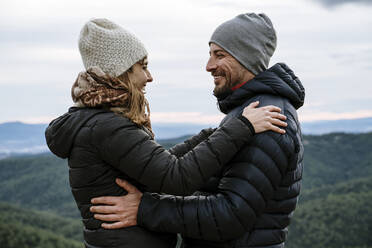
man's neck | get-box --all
[231,73,255,91]
[242,71,256,84]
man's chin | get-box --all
[213,86,232,100]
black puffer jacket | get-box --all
[45,106,254,248]
[137,63,305,248]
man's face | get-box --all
[206,43,251,97]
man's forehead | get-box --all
[209,43,227,53]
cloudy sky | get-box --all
[0,0,371,125]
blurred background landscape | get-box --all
[1,0,371,247]
[0,120,371,247]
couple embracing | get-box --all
[46,12,305,248]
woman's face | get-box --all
[129,58,153,90]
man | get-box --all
[91,13,305,247]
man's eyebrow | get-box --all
[212,49,226,54]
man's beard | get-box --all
[213,77,241,100]
[213,83,232,99]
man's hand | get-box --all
[242,101,287,134]
[90,178,143,229]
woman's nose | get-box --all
[146,71,153,82]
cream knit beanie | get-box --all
[78,18,148,78]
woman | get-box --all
[45,18,287,248]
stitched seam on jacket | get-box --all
[248,161,276,194]
[220,125,240,152]
[223,187,259,219]
[205,139,222,168]
[185,140,192,154]
[159,153,178,193]
[196,195,204,239]
[90,114,122,159]
[88,120,99,155]
[267,195,300,206]
[237,240,285,247]
[138,145,164,187]
[181,196,188,236]
[223,189,255,232]
[116,136,149,170]
[252,140,285,184]
[223,175,268,208]
[263,134,289,176]
[191,148,206,183]
[209,195,223,241]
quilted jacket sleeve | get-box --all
[137,131,297,241]
[93,115,253,196]
[168,128,216,157]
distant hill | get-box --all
[0,122,48,157]
[0,122,207,158]
[1,133,371,211]
[300,117,372,135]
[0,132,372,247]
[1,117,372,157]
[287,180,372,248]
[301,132,372,189]
[0,154,79,218]
[0,202,82,248]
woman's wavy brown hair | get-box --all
[112,58,153,137]
[71,58,153,137]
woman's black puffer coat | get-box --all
[45,107,254,248]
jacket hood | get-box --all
[217,63,305,114]
[45,107,108,158]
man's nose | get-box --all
[206,57,216,72]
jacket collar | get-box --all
[217,63,305,114]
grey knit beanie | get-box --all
[78,18,148,78]
[209,13,277,75]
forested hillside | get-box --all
[300,133,372,189]
[0,132,371,247]
[286,176,372,248]
[0,154,79,218]
[0,202,82,248]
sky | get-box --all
[0,0,371,125]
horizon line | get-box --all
[1,115,372,126]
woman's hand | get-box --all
[90,179,143,229]
[242,101,287,134]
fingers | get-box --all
[263,105,282,113]
[102,221,127,229]
[269,123,286,134]
[94,214,121,222]
[269,112,287,125]
[270,118,287,128]
[91,196,118,205]
[275,113,287,121]
[246,101,259,109]
[267,110,286,120]
[101,220,136,229]
[116,178,138,193]
[90,205,117,214]
[263,106,287,121]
